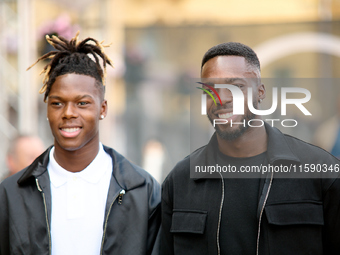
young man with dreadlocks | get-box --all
[0,32,161,255]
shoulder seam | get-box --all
[283,134,340,161]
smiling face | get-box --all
[47,73,107,153]
[201,55,264,141]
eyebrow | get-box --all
[202,78,247,86]
[221,78,247,84]
[48,95,94,100]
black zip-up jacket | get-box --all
[0,145,161,255]
[161,123,340,255]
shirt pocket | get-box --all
[264,201,324,255]
[171,209,207,234]
[170,209,208,255]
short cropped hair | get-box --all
[201,42,261,77]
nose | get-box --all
[217,88,233,105]
[63,103,78,119]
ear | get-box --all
[258,83,266,102]
[100,99,108,119]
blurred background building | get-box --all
[1,0,340,182]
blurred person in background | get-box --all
[314,95,340,158]
[3,135,45,181]
[0,32,160,255]
[142,139,165,183]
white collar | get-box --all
[48,143,111,188]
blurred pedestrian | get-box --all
[314,95,340,158]
[4,135,45,180]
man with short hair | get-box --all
[0,32,160,255]
[160,42,340,254]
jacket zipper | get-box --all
[100,189,125,255]
[118,189,125,205]
[216,172,224,255]
[36,178,52,255]
[256,171,274,255]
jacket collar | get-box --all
[17,145,145,191]
[192,122,300,180]
[17,147,51,185]
[103,146,146,190]
[263,122,300,164]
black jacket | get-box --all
[161,123,340,255]
[0,145,161,255]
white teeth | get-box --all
[62,127,80,133]
[218,113,233,119]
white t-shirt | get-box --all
[47,144,112,255]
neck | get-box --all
[217,124,267,158]
[53,138,100,173]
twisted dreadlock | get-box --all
[27,31,113,102]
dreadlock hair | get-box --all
[27,31,113,102]
[201,42,261,77]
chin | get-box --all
[63,146,82,152]
[55,140,83,152]
[60,145,82,152]
[215,125,248,141]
